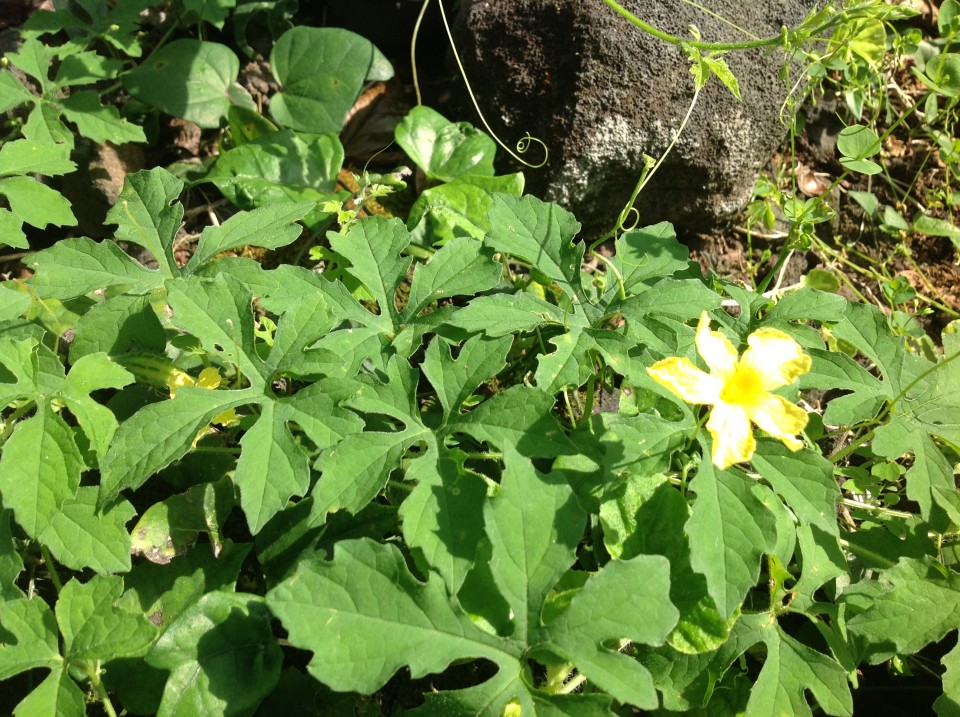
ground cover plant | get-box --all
[1,0,960,714]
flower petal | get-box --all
[197,366,223,389]
[746,391,808,451]
[167,370,195,398]
[741,328,812,390]
[648,357,722,404]
[695,312,738,378]
[707,402,755,469]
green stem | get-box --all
[0,401,35,447]
[599,0,785,51]
[829,428,874,464]
[839,498,912,519]
[87,663,119,717]
[580,375,596,425]
[462,451,504,461]
[39,544,63,594]
[839,537,896,568]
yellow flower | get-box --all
[166,367,236,426]
[647,312,812,469]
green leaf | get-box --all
[838,156,882,175]
[535,327,632,394]
[5,37,56,92]
[837,124,881,160]
[935,639,960,717]
[59,89,146,143]
[0,209,27,249]
[914,213,960,247]
[267,539,502,694]
[421,334,511,421]
[41,487,135,573]
[403,236,502,319]
[123,39,245,128]
[13,669,85,717]
[226,105,278,145]
[543,555,677,708]
[130,479,234,564]
[0,284,30,321]
[847,557,960,655]
[792,525,848,609]
[53,50,122,87]
[0,70,36,113]
[98,386,260,507]
[166,274,266,385]
[746,624,852,717]
[400,447,488,594]
[685,460,777,618]
[186,202,312,270]
[0,138,75,176]
[69,293,166,362]
[486,447,587,641]
[29,237,158,299]
[57,576,157,663]
[703,54,741,99]
[799,348,886,425]
[24,0,154,56]
[485,194,585,303]
[751,442,841,536]
[641,615,763,711]
[0,509,24,599]
[182,0,237,29]
[121,540,251,632]
[107,167,184,276]
[768,287,846,322]
[58,351,134,460]
[407,173,525,246]
[235,402,311,534]
[0,175,76,229]
[603,222,691,299]
[269,447,678,712]
[313,424,429,516]
[270,26,393,133]
[265,293,337,375]
[600,480,729,655]
[328,216,412,327]
[620,277,723,322]
[276,378,364,450]
[447,291,565,337]
[453,385,576,458]
[0,403,83,537]
[915,53,960,97]
[831,300,910,395]
[0,597,60,680]
[395,106,497,182]
[206,129,343,225]
[146,592,281,717]
[568,414,689,512]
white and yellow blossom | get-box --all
[647,312,812,469]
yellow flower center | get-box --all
[719,363,764,405]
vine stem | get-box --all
[415,0,548,168]
[599,0,881,53]
[39,544,63,593]
[598,0,785,51]
[87,663,119,717]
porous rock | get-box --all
[452,0,818,235]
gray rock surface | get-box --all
[452,0,818,235]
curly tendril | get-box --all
[411,0,549,169]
